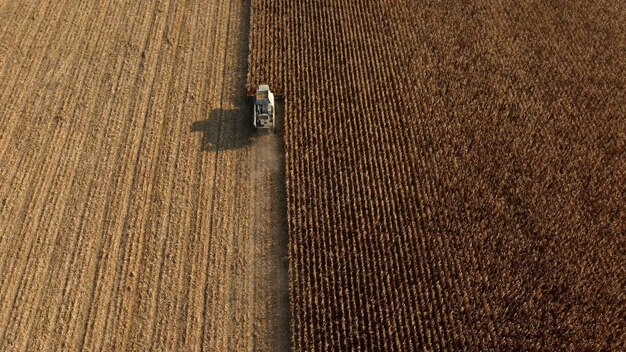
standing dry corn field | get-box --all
[248,0,626,350]
[0,1,288,351]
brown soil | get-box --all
[0,1,287,351]
[248,0,626,350]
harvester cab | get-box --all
[252,84,275,133]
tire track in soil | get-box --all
[249,132,291,352]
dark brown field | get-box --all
[248,0,626,350]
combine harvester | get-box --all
[248,84,282,134]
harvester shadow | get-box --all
[191,107,254,152]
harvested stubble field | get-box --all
[0,1,288,351]
[248,0,626,350]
